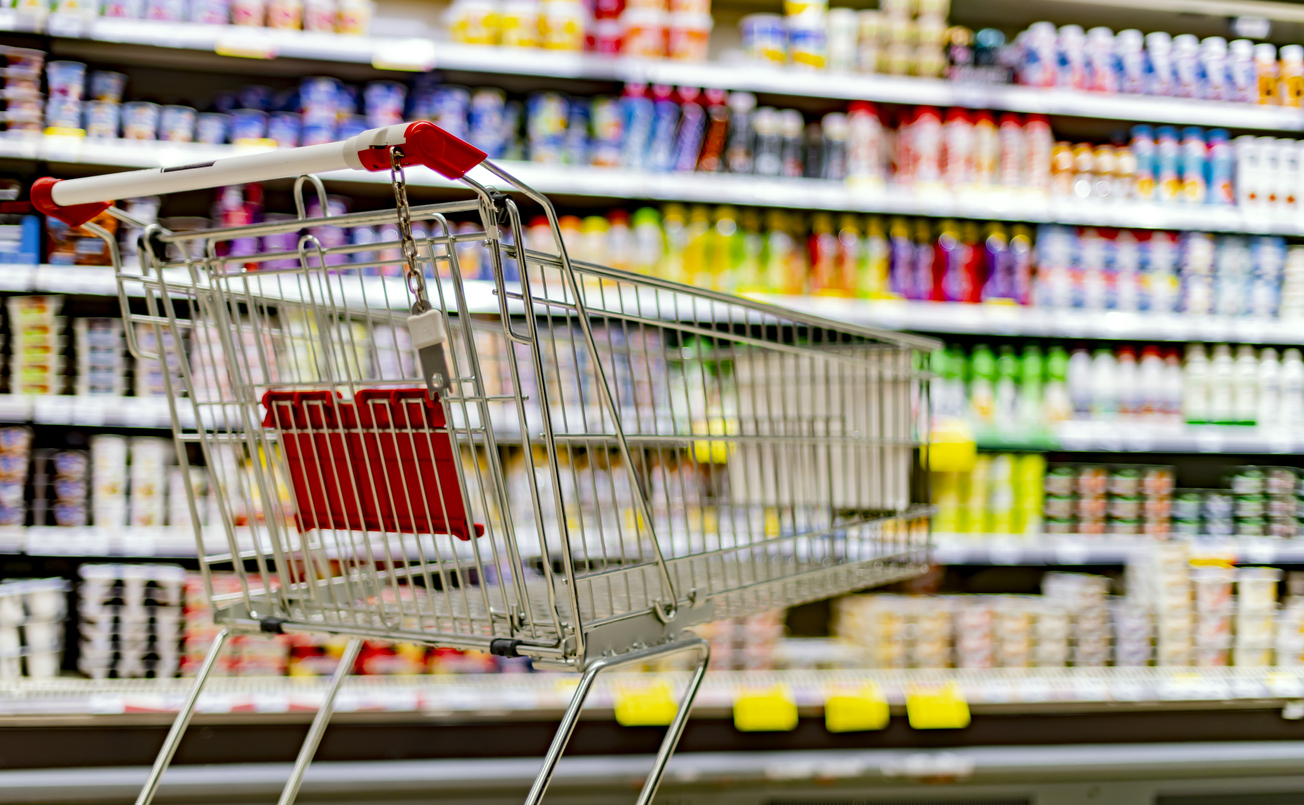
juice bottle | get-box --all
[661,203,687,281]
[861,215,890,298]
[915,218,938,301]
[834,213,861,296]
[887,217,914,299]
[734,208,764,293]
[761,209,797,294]
[682,204,711,287]
[606,209,632,271]
[969,343,997,427]
[808,212,839,294]
[708,205,742,292]
[630,207,664,275]
[1017,344,1044,427]
[994,346,1019,431]
[1043,345,1072,424]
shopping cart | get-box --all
[34,122,937,805]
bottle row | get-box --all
[12,0,374,33]
[932,341,1304,435]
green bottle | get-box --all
[969,344,996,427]
[1018,345,1044,427]
[1043,345,1072,424]
[995,345,1019,431]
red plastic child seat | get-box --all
[262,388,484,541]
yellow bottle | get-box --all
[660,203,687,282]
[682,204,711,287]
[861,215,889,298]
[735,208,764,293]
[708,205,741,292]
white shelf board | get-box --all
[1,667,1301,718]
[932,533,1304,565]
[7,13,1304,131]
[974,420,1304,453]
[10,136,1302,235]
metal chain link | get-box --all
[389,146,431,313]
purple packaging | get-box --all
[307,195,350,268]
[1200,39,1229,101]
[336,115,369,140]
[145,0,185,20]
[85,100,120,138]
[238,85,274,111]
[301,119,336,146]
[670,101,705,172]
[260,214,300,270]
[160,105,197,142]
[589,96,623,167]
[432,86,472,139]
[646,97,679,172]
[230,108,268,141]
[468,88,507,158]
[888,224,914,298]
[46,61,86,101]
[196,112,229,144]
[364,80,407,128]
[121,101,159,139]
[213,91,239,113]
[1173,35,1200,98]
[981,230,1014,301]
[89,71,126,103]
[188,0,230,22]
[350,226,379,275]
[299,76,341,115]
[619,94,654,170]
[564,98,590,165]
[268,111,301,147]
[45,98,83,130]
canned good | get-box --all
[1235,495,1266,518]
[267,111,300,147]
[1045,466,1075,496]
[1204,491,1234,519]
[1107,468,1141,496]
[741,12,785,63]
[1077,465,1108,496]
[1230,468,1266,495]
[1107,495,1142,519]
[1235,517,1267,537]
[1173,491,1202,520]
[89,71,126,103]
[1043,517,1075,534]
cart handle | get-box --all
[31,121,487,227]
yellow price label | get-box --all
[824,684,889,733]
[733,686,798,732]
[614,681,678,727]
[905,682,970,730]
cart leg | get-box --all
[277,636,362,805]
[524,634,710,805]
[633,638,710,805]
[134,628,230,805]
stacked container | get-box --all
[2,46,44,136]
[0,427,31,527]
[129,438,170,528]
[78,564,185,679]
[1235,567,1280,667]
[0,578,68,678]
[1044,572,1110,666]
[73,318,126,397]
[90,435,128,528]
[8,296,62,396]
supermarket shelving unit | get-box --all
[8,6,1304,804]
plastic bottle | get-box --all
[1233,344,1259,424]
[661,203,687,281]
[846,101,884,187]
[1024,114,1054,193]
[1010,225,1034,305]
[995,345,1020,431]
[1018,345,1045,427]
[724,91,756,174]
[1068,347,1093,418]
[1281,348,1304,427]
[1145,31,1174,96]
[1085,26,1117,93]
[1090,348,1117,419]
[1200,36,1229,101]
[1254,43,1279,105]
[997,113,1025,188]
[1130,124,1156,200]
[887,217,914,298]
[915,219,938,301]
[1183,343,1209,424]
[752,107,782,176]
[861,216,889,297]
[939,345,969,420]
[969,343,997,427]
[1139,345,1164,417]
[1044,345,1073,424]
[942,108,974,187]
[736,208,764,293]
[1116,28,1146,94]
[1281,44,1304,108]
[807,211,838,294]
[1209,343,1236,424]
[1173,34,1200,98]
[1208,128,1234,205]
[1180,127,1207,204]
[1116,346,1139,416]
[1155,125,1181,203]
[1057,24,1087,89]
[1164,348,1184,421]
[606,209,632,271]
[779,109,805,178]
[708,205,742,291]
[973,111,998,187]
[1258,347,1281,427]
[1228,39,1257,103]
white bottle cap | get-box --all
[1230,38,1254,56]
[1086,26,1113,42]
[1202,36,1227,52]
[1116,28,1142,49]
[1058,24,1084,41]
[1282,44,1304,63]
[1254,42,1278,61]
[1173,33,1198,51]
[1028,20,1056,39]
[1145,31,1171,49]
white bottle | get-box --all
[1209,344,1236,424]
[1139,346,1165,417]
[1091,349,1118,420]
[1183,344,1209,424]
[1164,349,1185,422]
[1068,348,1093,419]
[1258,347,1281,428]
[1282,348,1304,428]
[1234,345,1259,424]
[1116,347,1139,416]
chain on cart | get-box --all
[33,121,937,805]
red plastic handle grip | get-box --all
[30,176,113,228]
[356,121,487,179]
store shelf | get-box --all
[8,13,1304,131]
[1,667,1302,720]
[975,420,1304,454]
[768,297,1304,343]
[8,136,1302,235]
[932,533,1304,565]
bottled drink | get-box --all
[1183,343,1209,423]
[1258,347,1281,427]
[1234,344,1259,424]
[1208,343,1235,424]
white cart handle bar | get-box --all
[31,121,487,227]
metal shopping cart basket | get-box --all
[34,122,937,805]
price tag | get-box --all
[824,684,889,733]
[733,686,799,732]
[215,28,277,59]
[72,397,106,427]
[905,682,970,730]
[1267,672,1304,698]
[614,680,678,727]
[0,395,30,422]
[372,38,436,72]
[1194,428,1224,453]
